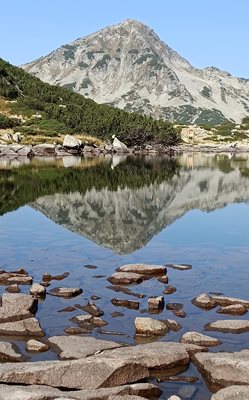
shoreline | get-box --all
[1,142,249,159]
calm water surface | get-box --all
[0,153,249,399]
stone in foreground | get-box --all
[0,318,44,337]
[49,287,83,298]
[193,349,249,387]
[180,331,221,347]
[30,283,46,297]
[108,272,144,285]
[117,264,166,276]
[0,293,37,322]
[192,293,217,309]
[205,319,249,333]
[135,317,168,336]
[48,336,124,360]
[0,382,162,400]
[0,342,23,362]
[98,342,189,371]
[211,385,249,400]
[26,339,49,352]
[0,357,149,389]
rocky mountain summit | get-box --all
[23,19,249,124]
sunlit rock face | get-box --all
[23,19,249,124]
[32,160,249,254]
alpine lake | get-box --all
[1,152,249,399]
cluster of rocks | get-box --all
[0,263,249,399]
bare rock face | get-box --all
[192,293,217,310]
[48,336,123,360]
[49,287,83,298]
[108,273,144,285]
[0,357,149,389]
[211,385,249,400]
[63,135,82,149]
[180,331,221,347]
[117,264,166,276]
[135,317,168,336]
[0,342,23,362]
[193,349,249,387]
[26,339,49,352]
[0,293,37,322]
[98,342,189,371]
[211,295,249,308]
[0,318,44,337]
[0,382,162,400]
[217,304,248,315]
[205,319,249,333]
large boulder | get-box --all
[0,318,44,337]
[63,135,82,148]
[31,144,56,156]
[112,137,128,151]
[193,349,249,387]
[205,319,249,333]
[0,357,149,389]
[135,317,168,336]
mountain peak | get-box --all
[23,20,249,124]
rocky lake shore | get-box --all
[0,263,248,400]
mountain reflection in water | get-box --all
[1,153,249,254]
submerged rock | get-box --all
[211,294,249,308]
[49,287,83,298]
[117,264,166,276]
[75,301,104,317]
[193,349,249,387]
[163,286,177,295]
[180,331,221,347]
[5,284,20,293]
[0,270,32,285]
[192,293,217,309]
[205,319,249,333]
[111,298,139,310]
[165,264,192,271]
[108,272,144,285]
[217,304,248,315]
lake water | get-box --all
[0,153,249,399]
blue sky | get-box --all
[1,0,248,77]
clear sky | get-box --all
[1,0,248,78]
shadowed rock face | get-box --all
[32,161,249,254]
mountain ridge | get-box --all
[23,19,249,125]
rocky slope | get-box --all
[23,19,249,125]
[32,155,249,254]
